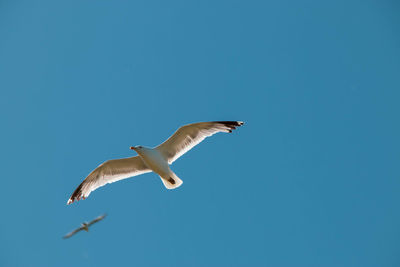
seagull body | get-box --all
[67,121,244,205]
[133,146,181,189]
[63,214,107,239]
[80,223,89,232]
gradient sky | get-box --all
[1,1,400,266]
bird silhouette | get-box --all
[63,214,107,239]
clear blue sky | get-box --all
[1,1,399,266]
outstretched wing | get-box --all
[88,214,107,226]
[63,226,85,239]
[67,156,151,204]
[156,121,244,164]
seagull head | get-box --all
[130,146,143,152]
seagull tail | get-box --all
[160,172,183,190]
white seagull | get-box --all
[67,121,244,205]
[63,214,107,239]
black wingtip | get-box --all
[215,121,244,126]
[68,182,84,205]
[214,121,244,131]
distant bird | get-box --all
[63,214,107,239]
[67,121,244,204]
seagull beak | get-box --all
[130,146,136,151]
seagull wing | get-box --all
[67,156,151,204]
[156,121,244,164]
[88,214,107,226]
[63,226,85,239]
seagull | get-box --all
[63,214,107,239]
[67,121,244,205]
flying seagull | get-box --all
[67,121,244,205]
[63,214,107,239]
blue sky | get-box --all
[1,0,399,266]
